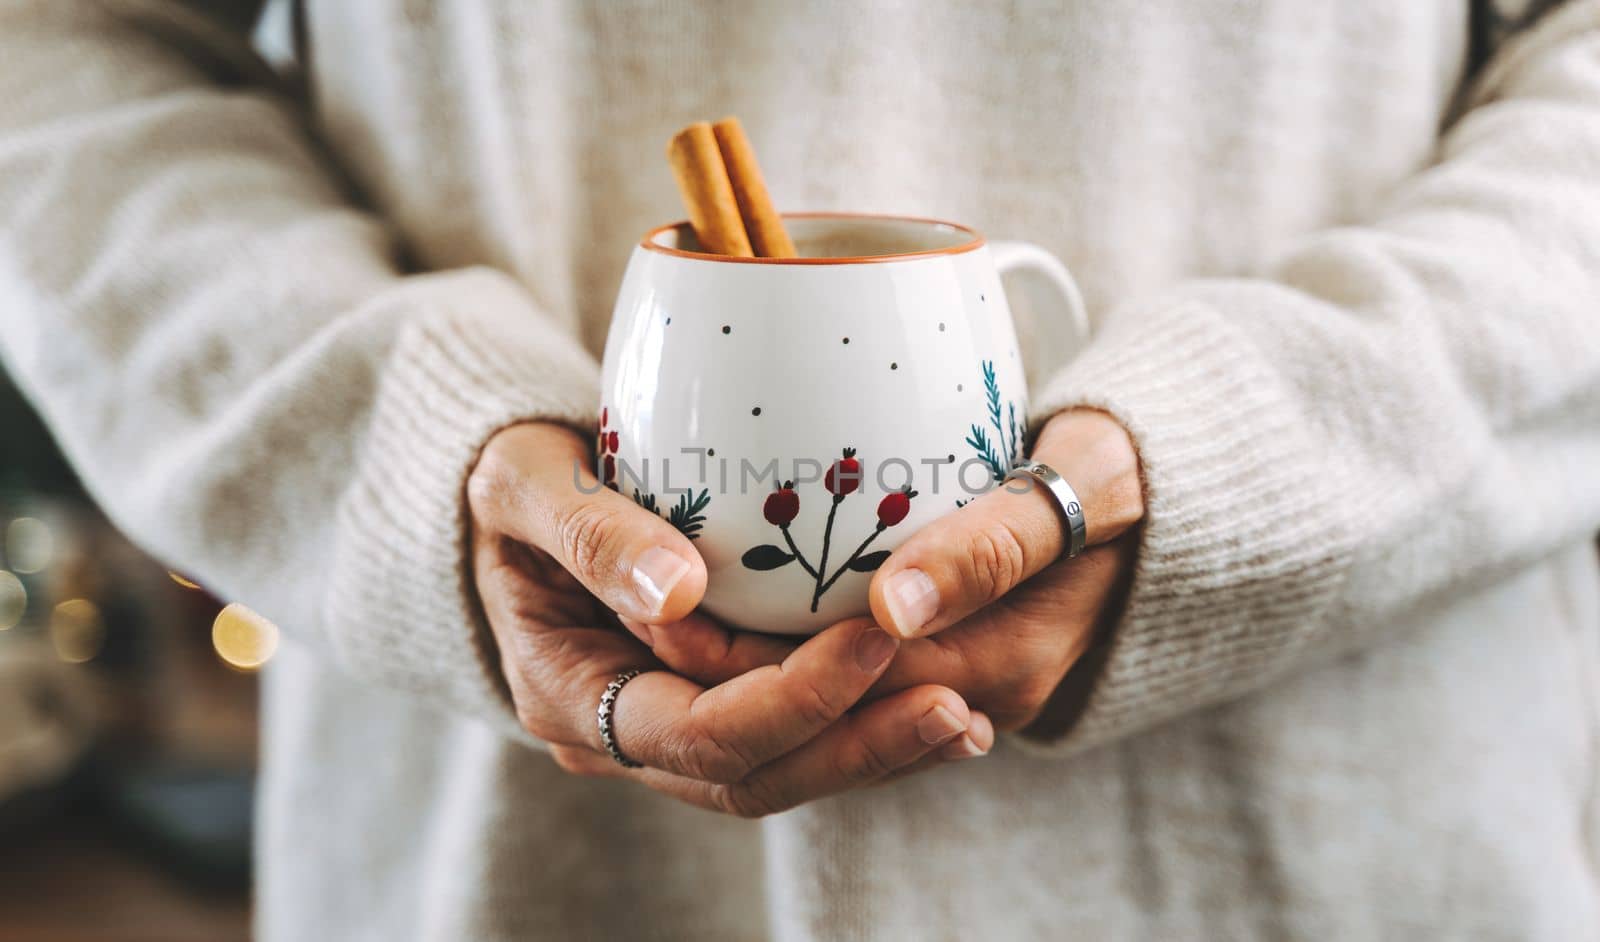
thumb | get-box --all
[868,409,1143,639]
[468,422,707,623]
[868,475,1064,639]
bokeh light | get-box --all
[212,603,279,670]
[0,570,25,630]
[51,598,105,663]
[5,517,53,574]
[169,572,202,590]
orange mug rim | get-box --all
[639,212,988,265]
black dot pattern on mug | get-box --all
[939,322,946,332]
[957,383,964,392]
[890,362,898,370]
[842,337,850,344]
[751,407,761,416]
[665,317,671,325]
[707,448,715,457]
[722,325,731,334]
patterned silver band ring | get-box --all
[1005,461,1088,559]
[597,668,644,769]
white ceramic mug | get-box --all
[599,214,1088,635]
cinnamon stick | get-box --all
[666,122,754,257]
[712,117,797,258]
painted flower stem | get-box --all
[780,525,819,579]
[810,495,845,612]
[744,448,910,613]
[815,524,887,599]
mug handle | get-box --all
[989,240,1091,364]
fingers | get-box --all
[477,505,908,790]
[1033,409,1146,546]
[602,618,899,782]
[868,408,1143,640]
[468,422,707,623]
[879,709,995,784]
[941,708,995,761]
[624,685,974,817]
[868,475,1062,639]
[476,530,606,631]
[618,611,797,687]
[864,632,1067,732]
[520,606,991,814]
[867,542,1133,730]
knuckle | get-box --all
[547,745,600,777]
[682,729,755,785]
[989,708,1036,733]
[835,728,896,785]
[557,499,623,582]
[466,448,514,517]
[959,523,1028,602]
[788,674,843,730]
[715,778,785,819]
[993,677,1055,728]
[523,631,589,695]
[507,634,600,744]
[1015,675,1057,713]
[708,785,761,819]
[514,698,561,742]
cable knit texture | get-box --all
[1021,300,1357,755]
[2,1,1599,940]
[327,269,598,738]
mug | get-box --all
[599,213,1088,635]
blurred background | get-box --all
[1,368,262,940]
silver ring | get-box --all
[1005,461,1088,559]
[597,669,644,769]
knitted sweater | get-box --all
[2,0,1598,938]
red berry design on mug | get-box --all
[876,486,918,528]
[744,446,905,613]
[824,447,861,496]
[600,402,714,534]
[764,481,800,526]
[597,406,620,489]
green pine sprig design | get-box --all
[667,488,711,540]
[632,487,711,540]
[965,360,1023,483]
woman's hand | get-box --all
[637,409,1143,738]
[864,408,1143,732]
[467,422,994,817]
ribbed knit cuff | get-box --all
[325,267,599,738]
[1012,297,1357,757]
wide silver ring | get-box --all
[1005,461,1088,559]
[597,669,644,769]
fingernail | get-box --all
[854,627,898,673]
[917,705,967,745]
[941,734,988,760]
[618,616,655,646]
[883,569,939,638]
[631,547,690,617]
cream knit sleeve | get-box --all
[1022,2,1600,755]
[0,2,597,733]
